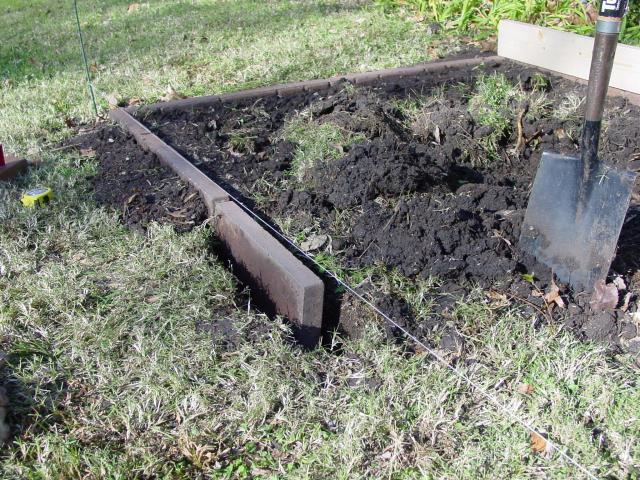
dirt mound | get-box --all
[344,184,530,283]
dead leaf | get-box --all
[585,2,598,22]
[486,290,509,308]
[64,117,77,128]
[555,128,566,140]
[413,343,428,356]
[479,38,497,52]
[544,278,565,309]
[161,85,186,102]
[613,276,627,291]
[486,290,506,301]
[128,96,141,106]
[71,252,86,262]
[568,2,598,25]
[89,62,99,73]
[518,383,534,395]
[301,234,328,252]
[125,193,138,205]
[530,432,552,454]
[105,93,119,109]
[145,295,160,303]
[80,148,96,158]
[621,292,632,312]
[127,3,141,12]
[590,279,619,312]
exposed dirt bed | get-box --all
[69,126,207,234]
[131,59,640,351]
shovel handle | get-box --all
[581,0,627,179]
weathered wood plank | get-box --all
[498,20,640,95]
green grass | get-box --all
[1,0,640,478]
[0,0,443,153]
[280,112,366,181]
[470,74,523,132]
[377,0,640,44]
[468,73,525,161]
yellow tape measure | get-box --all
[21,187,54,208]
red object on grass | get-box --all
[0,144,5,167]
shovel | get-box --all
[519,0,637,292]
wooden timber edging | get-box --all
[130,55,502,115]
[0,156,28,181]
[498,20,640,97]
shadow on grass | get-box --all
[1,342,69,445]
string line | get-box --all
[221,189,599,480]
[73,0,99,117]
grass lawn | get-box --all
[1,0,639,478]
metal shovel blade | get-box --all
[519,152,637,291]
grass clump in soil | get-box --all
[351,264,440,323]
[281,113,365,181]
[392,85,446,130]
[466,73,552,164]
[468,73,526,162]
[228,131,258,154]
[470,73,523,132]
[553,92,585,141]
[395,74,553,165]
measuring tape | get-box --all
[21,187,54,208]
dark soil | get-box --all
[69,126,207,234]
[126,58,640,351]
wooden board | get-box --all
[0,156,27,181]
[498,20,640,95]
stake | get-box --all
[73,0,98,117]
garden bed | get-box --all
[125,58,639,351]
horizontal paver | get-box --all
[0,156,27,181]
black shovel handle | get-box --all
[581,0,628,181]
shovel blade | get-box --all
[520,152,636,291]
